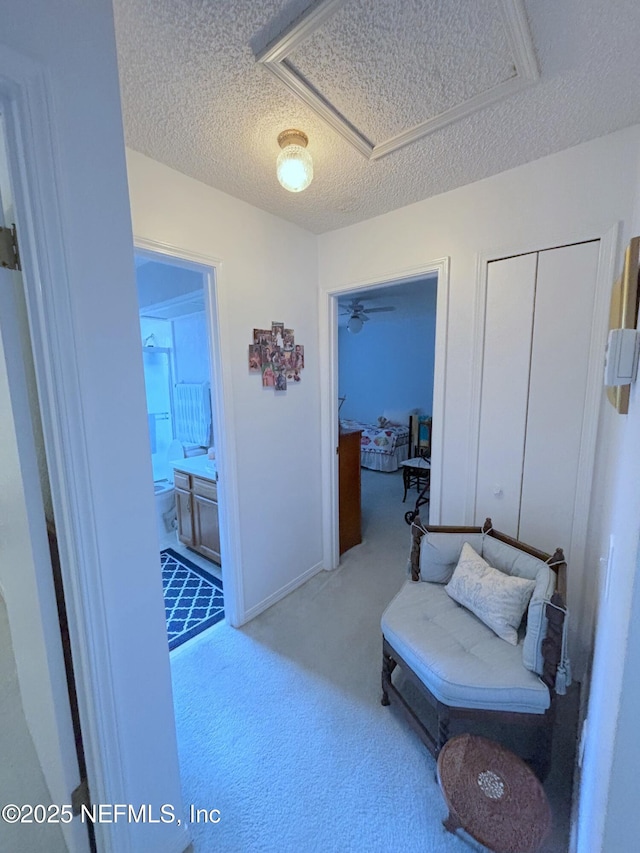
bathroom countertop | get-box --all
[171,455,217,480]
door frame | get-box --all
[134,236,243,625]
[0,48,137,852]
[320,258,450,569]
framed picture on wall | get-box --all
[261,363,275,387]
[254,328,272,345]
[283,329,294,350]
[272,322,285,347]
[248,344,262,372]
[249,320,304,393]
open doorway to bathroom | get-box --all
[135,250,225,650]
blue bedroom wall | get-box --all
[338,279,437,423]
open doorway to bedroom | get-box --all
[336,273,439,557]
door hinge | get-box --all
[71,777,91,815]
[0,223,21,271]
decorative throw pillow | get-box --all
[445,543,536,645]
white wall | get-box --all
[338,284,437,423]
[578,358,640,853]
[126,150,323,616]
[173,312,210,385]
[0,269,80,852]
[2,2,185,851]
[0,595,67,853]
[319,125,640,659]
[136,259,202,308]
[140,316,172,348]
[578,142,640,852]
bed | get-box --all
[339,415,411,472]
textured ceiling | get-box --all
[114,0,640,234]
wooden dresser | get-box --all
[339,429,362,554]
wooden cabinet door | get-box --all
[175,487,194,546]
[193,494,221,564]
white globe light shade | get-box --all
[277,145,313,193]
[347,315,363,334]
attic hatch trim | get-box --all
[257,0,539,161]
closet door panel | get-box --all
[518,241,600,557]
[475,253,537,537]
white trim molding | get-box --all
[257,0,539,160]
[243,561,324,623]
[0,46,130,853]
[320,259,450,571]
[134,236,245,627]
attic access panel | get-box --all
[257,0,538,160]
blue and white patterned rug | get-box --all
[161,548,224,650]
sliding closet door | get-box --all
[475,253,537,537]
[518,241,600,557]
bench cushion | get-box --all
[419,532,485,583]
[481,538,556,676]
[381,580,550,714]
[418,533,556,676]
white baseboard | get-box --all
[241,562,323,624]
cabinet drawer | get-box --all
[173,470,191,491]
[193,476,217,501]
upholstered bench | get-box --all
[381,518,568,778]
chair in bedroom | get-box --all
[400,415,432,502]
[381,517,569,779]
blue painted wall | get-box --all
[338,282,437,423]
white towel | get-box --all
[173,382,211,446]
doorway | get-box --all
[0,99,91,853]
[337,277,437,548]
[321,261,450,569]
[134,245,230,650]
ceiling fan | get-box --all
[340,298,396,334]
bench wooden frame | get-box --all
[381,517,567,779]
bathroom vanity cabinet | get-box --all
[174,468,221,565]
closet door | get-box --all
[475,253,537,537]
[518,241,600,556]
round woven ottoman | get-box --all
[436,733,551,853]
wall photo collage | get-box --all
[249,322,304,391]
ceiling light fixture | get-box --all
[277,129,313,193]
[347,315,363,335]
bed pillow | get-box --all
[445,543,536,645]
[382,408,415,426]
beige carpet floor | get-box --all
[171,469,577,852]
